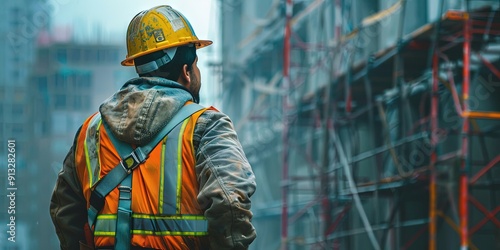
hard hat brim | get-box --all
[121,40,213,67]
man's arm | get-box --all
[50,130,88,250]
[194,110,257,249]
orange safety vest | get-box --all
[75,106,211,249]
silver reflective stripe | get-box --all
[135,47,177,74]
[84,113,102,187]
[161,120,186,214]
[94,214,208,236]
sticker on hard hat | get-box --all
[153,29,165,42]
[157,7,185,32]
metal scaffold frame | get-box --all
[218,0,500,249]
[428,8,500,250]
[277,1,500,249]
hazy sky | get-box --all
[49,0,221,105]
[51,0,217,44]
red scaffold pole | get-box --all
[460,15,471,250]
[281,0,293,249]
[429,51,439,250]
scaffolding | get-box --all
[289,4,500,250]
[219,0,500,249]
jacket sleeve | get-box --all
[50,129,87,250]
[194,110,257,250]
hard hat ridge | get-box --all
[121,5,212,72]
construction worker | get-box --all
[50,5,257,250]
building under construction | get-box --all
[218,0,500,249]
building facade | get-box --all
[219,0,500,249]
[28,42,135,249]
[0,1,49,249]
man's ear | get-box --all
[179,64,191,85]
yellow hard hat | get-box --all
[121,5,212,68]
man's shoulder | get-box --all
[194,108,235,134]
[198,108,230,123]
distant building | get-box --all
[0,0,47,150]
[29,42,135,249]
[0,1,48,249]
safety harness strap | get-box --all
[86,103,204,238]
[115,174,132,250]
[105,125,136,250]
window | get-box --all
[12,124,23,134]
[11,7,20,16]
[12,105,23,115]
[77,73,92,88]
[54,94,66,109]
[82,96,90,110]
[98,49,107,62]
[70,48,81,62]
[42,121,48,135]
[38,77,48,92]
[12,69,20,79]
[52,113,67,134]
[108,49,119,62]
[56,48,67,63]
[12,54,20,63]
[83,49,98,63]
[6,123,23,135]
[14,88,25,102]
[38,49,49,64]
[67,74,75,87]
[10,7,20,27]
[55,74,67,91]
[73,95,82,110]
[51,138,71,156]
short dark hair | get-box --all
[135,45,197,80]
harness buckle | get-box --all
[118,186,132,200]
[120,148,146,174]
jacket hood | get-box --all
[99,77,194,145]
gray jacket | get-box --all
[50,77,257,249]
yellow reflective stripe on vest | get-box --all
[94,214,208,236]
[158,137,167,214]
[160,119,189,214]
[176,119,189,213]
[84,113,102,188]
